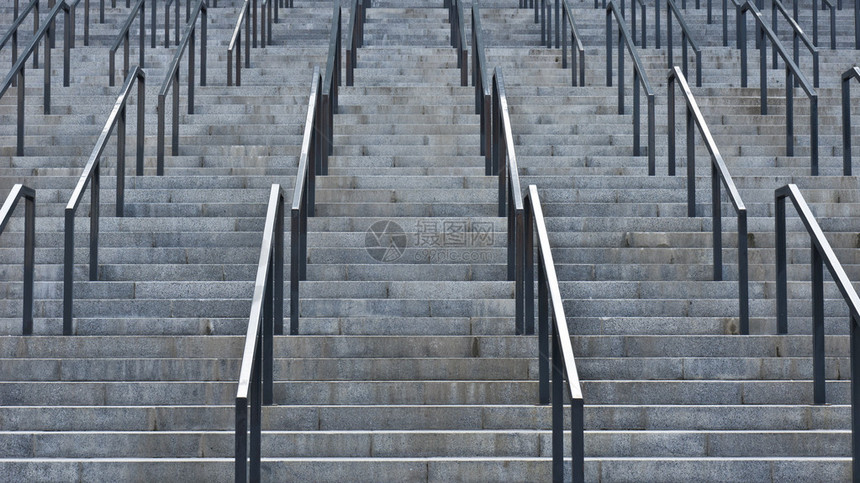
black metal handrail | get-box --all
[320,2,342,169]
[108,0,148,87]
[523,184,585,483]
[346,0,367,87]
[447,0,467,87]
[157,0,208,176]
[290,67,323,334]
[228,0,251,86]
[0,0,71,156]
[842,67,860,176]
[471,3,491,171]
[1,0,40,81]
[491,68,525,337]
[606,0,657,175]
[0,184,35,336]
[164,0,181,47]
[771,0,820,88]
[235,183,284,483]
[631,0,646,47]
[774,183,860,473]
[63,67,145,335]
[538,0,561,48]
[738,0,819,175]
[813,0,837,49]
[662,0,702,87]
[668,67,750,334]
[261,0,273,48]
[561,0,585,86]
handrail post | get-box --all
[738,209,749,335]
[843,70,855,175]
[117,101,126,217]
[551,324,564,481]
[235,398,248,482]
[136,71,145,176]
[811,241,825,404]
[687,100,696,217]
[89,161,99,283]
[63,208,74,335]
[537,243,550,405]
[17,70,24,156]
[23,191,35,335]
[775,188,787,334]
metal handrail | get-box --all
[290,67,324,334]
[1,0,40,78]
[561,0,585,86]
[774,183,860,472]
[165,0,180,47]
[235,184,284,483]
[738,0,819,175]
[538,0,561,48]
[606,0,657,175]
[523,184,585,483]
[668,67,749,334]
[0,0,71,156]
[491,68,525,337]
[108,0,148,87]
[771,0,820,88]
[261,0,272,48]
[0,184,35,335]
[842,67,860,175]
[818,0,836,50]
[448,0,467,87]
[228,1,251,86]
[156,0,208,176]
[631,0,646,47]
[471,4,491,171]
[63,67,145,335]
[663,0,702,86]
[346,0,367,86]
[321,2,342,169]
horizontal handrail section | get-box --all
[0,184,36,335]
[227,1,251,86]
[668,67,749,334]
[471,3,491,170]
[774,183,860,474]
[738,0,819,175]
[842,67,860,175]
[491,68,525,337]
[1,0,40,78]
[771,0,820,88]
[291,67,324,334]
[63,67,145,335]
[524,185,585,483]
[447,0,467,87]
[606,0,656,175]
[109,0,147,86]
[157,0,208,176]
[346,0,367,86]
[235,184,284,483]
[0,0,72,156]
[561,0,585,86]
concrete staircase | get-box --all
[0,0,860,481]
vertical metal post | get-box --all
[245,3,251,68]
[274,194,284,335]
[253,0,258,48]
[235,399,248,483]
[189,28,195,114]
[157,93,165,175]
[172,71,180,155]
[617,31,624,115]
[606,10,613,87]
[524,198,535,336]
[634,71,641,158]
[136,73,145,176]
[775,191,787,334]
[551,327,564,482]
[668,73,676,176]
[202,9,207,87]
[63,208,74,335]
[538,254,549,405]
[844,77,852,175]
[811,245,825,404]
[85,0,90,45]
[23,193,34,336]
[249,357,261,482]
[555,0,560,48]
[64,7,70,86]
[263,252,274,405]
[786,70,794,157]
[738,210,749,335]
[117,105,126,217]
[515,209,525,335]
[740,14,747,87]
[90,165,99,282]
[151,0,156,49]
[290,208,300,335]
[687,103,696,217]
[17,71,25,156]
[712,163,722,281]
[850,320,860,475]
[810,95,819,176]
[571,398,585,483]
[44,20,51,115]
[759,24,767,115]
[648,95,655,177]
[656,0,661,48]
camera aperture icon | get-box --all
[365,220,408,262]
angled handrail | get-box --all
[472,4,491,170]
[0,0,72,156]
[291,67,324,334]
[774,184,860,472]
[156,0,208,176]
[321,2,342,169]
[663,0,702,87]
[448,0,468,87]
[606,0,657,175]
[235,184,284,483]
[771,0,820,88]
[561,0,586,86]
[0,184,36,335]
[738,0,819,175]
[842,67,860,175]
[1,0,40,78]
[228,1,251,86]
[492,68,526,337]
[346,0,367,86]
[63,67,145,335]
[165,0,180,47]
[109,0,147,87]
[668,67,749,334]
[523,184,585,483]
